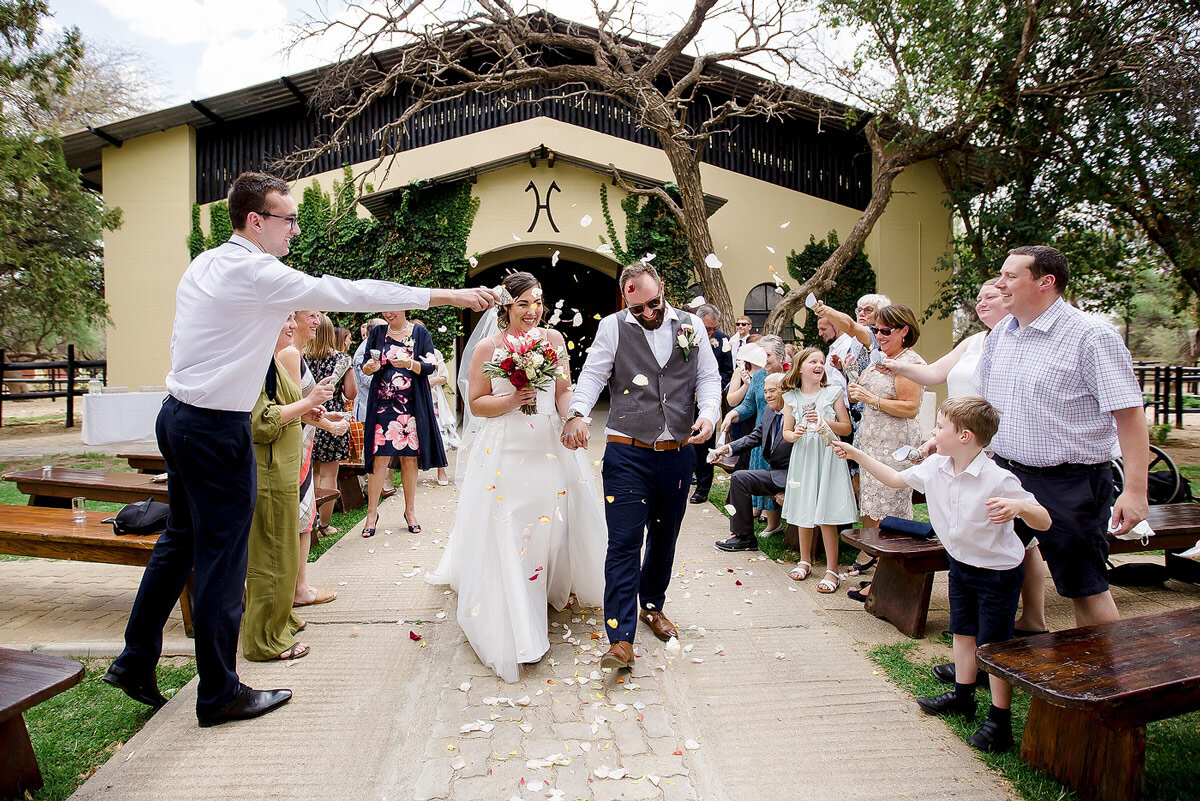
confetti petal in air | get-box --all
[725,503,737,515]
[631,374,649,386]
[688,295,705,308]
[571,312,583,327]
[643,252,656,262]
[596,243,613,254]
[551,250,560,266]
[607,618,619,628]
[468,256,478,269]
[512,232,521,241]
[780,221,791,228]
[705,253,723,269]
[605,495,615,503]
[580,214,593,227]
[437,325,447,333]
[765,245,776,254]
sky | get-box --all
[48,0,327,106]
[46,1,838,116]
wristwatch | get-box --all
[565,410,587,423]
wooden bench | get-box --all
[977,607,1200,801]
[840,504,1200,638]
[3,467,166,508]
[117,452,164,474]
[0,505,196,637]
[0,648,84,798]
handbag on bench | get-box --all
[103,498,170,536]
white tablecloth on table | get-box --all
[82,392,167,445]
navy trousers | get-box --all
[601,442,692,644]
[112,397,256,713]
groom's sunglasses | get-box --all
[627,294,665,316]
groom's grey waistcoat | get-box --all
[607,314,698,444]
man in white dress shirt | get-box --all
[729,315,752,363]
[103,172,495,727]
[562,262,721,670]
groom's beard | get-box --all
[635,308,666,330]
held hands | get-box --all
[561,417,590,450]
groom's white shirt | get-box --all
[570,304,722,441]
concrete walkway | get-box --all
[17,433,1014,801]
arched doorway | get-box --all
[461,246,620,382]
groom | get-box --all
[563,261,722,670]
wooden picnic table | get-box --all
[0,648,84,798]
[0,504,195,636]
[841,503,1200,638]
[117,452,164,474]
[3,468,166,508]
[977,606,1200,801]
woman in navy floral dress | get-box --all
[361,310,446,537]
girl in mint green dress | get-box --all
[780,347,857,592]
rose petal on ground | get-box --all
[685,739,701,750]
[459,681,471,692]
[409,630,422,641]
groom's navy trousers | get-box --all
[601,441,693,644]
[112,397,256,713]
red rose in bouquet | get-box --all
[481,329,567,415]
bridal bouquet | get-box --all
[482,329,566,415]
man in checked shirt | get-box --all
[976,245,1149,628]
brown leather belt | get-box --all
[606,435,682,451]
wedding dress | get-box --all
[426,368,607,682]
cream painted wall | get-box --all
[101,125,195,388]
[119,115,951,387]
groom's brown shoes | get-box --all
[600,641,634,670]
[639,610,679,642]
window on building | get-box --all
[744,283,794,340]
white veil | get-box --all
[453,306,499,485]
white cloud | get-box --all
[94,0,287,46]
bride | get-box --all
[427,271,607,682]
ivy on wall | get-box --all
[184,167,478,353]
[598,183,694,307]
[787,230,875,346]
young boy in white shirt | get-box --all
[835,396,1051,752]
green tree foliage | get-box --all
[282,168,477,353]
[0,0,119,358]
[787,231,875,346]
[187,204,205,260]
[598,184,694,307]
[371,182,478,352]
[206,201,231,249]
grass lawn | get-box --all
[870,641,1200,801]
[25,658,197,801]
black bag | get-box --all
[879,515,935,540]
[104,497,170,536]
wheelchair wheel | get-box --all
[1112,444,1180,503]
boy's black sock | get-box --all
[987,704,1012,725]
[954,681,976,700]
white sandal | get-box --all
[817,570,840,593]
[789,561,812,581]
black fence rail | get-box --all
[1135,363,1200,428]
[0,346,107,428]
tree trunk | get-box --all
[763,131,907,335]
[659,136,736,326]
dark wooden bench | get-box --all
[118,452,164,474]
[0,648,84,798]
[0,505,196,637]
[3,467,167,507]
[840,504,1200,637]
[977,606,1200,801]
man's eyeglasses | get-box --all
[627,294,664,316]
[259,211,299,227]
[869,325,897,337]
[736,321,752,327]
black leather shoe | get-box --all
[916,690,977,720]
[197,683,292,728]
[932,662,990,688]
[103,663,167,709]
[689,490,708,504]
[968,719,1014,752]
[714,535,758,552]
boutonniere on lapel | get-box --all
[676,323,702,362]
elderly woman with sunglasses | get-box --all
[813,300,925,583]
